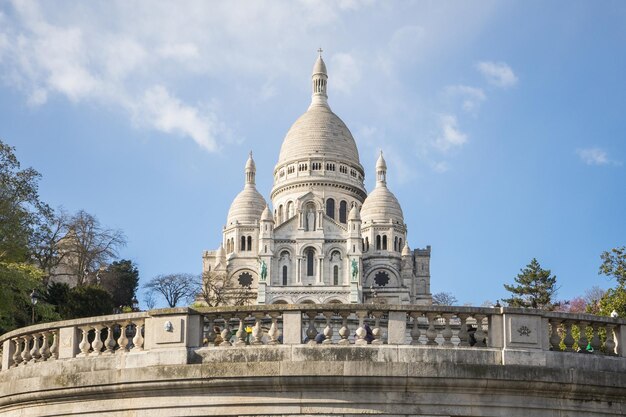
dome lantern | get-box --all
[310,48,329,108]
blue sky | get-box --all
[1,1,624,307]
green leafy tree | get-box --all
[0,139,52,263]
[599,246,626,287]
[65,285,115,319]
[99,259,139,308]
[503,258,558,310]
[597,286,626,318]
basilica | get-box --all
[202,52,432,305]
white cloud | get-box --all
[330,53,361,94]
[137,85,219,152]
[576,147,611,166]
[431,161,450,173]
[444,85,486,112]
[435,114,467,152]
[476,61,518,88]
[157,43,200,61]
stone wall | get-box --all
[1,305,625,416]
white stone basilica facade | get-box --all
[202,53,432,305]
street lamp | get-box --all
[30,289,39,324]
[131,296,139,312]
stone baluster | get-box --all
[457,314,470,347]
[322,311,334,345]
[78,327,91,357]
[305,311,319,345]
[40,332,51,360]
[90,325,104,356]
[371,311,383,345]
[562,321,575,352]
[409,312,421,345]
[425,313,438,346]
[104,324,116,354]
[132,320,145,352]
[549,319,562,351]
[577,321,588,352]
[473,314,486,348]
[605,324,616,356]
[30,333,42,362]
[235,315,247,347]
[117,322,129,353]
[50,331,59,360]
[355,310,368,345]
[441,313,454,347]
[21,335,32,364]
[219,315,233,347]
[338,311,351,345]
[251,314,264,345]
[205,315,217,346]
[12,338,23,367]
[267,312,281,345]
[590,323,601,353]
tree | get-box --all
[432,291,458,306]
[0,139,52,263]
[53,210,126,286]
[599,246,626,287]
[503,258,558,310]
[99,259,139,308]
[144,273,197,308]
[199,271,253,307]
[65,285,115,318]
[598,286,626,318]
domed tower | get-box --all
[201,153,266,306]
[360,152,411,303]
[271,51,366,231]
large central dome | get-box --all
[277,104,361,167]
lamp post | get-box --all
[132,296,139,312]
[30,289,39,324]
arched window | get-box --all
[247,236,252,251]
[333,265,339,285]
[339,200,347,223]
[240,236,246,251]
[282,265,288,285]
[306,248,315,276]
[399,238,403,252]
[326,198,335,219]
[365,237,369,252]
[394,236,398,251]
[376,235,381,250]
[278,205,283,223]
[287,201,294,218]
[382,235,388,250]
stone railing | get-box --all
[0,312,148,370]
[1,305,625,371]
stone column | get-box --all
[58,326,80,359]
[282,311,302,344]
[317,257,323,284]
[387,311,407,345]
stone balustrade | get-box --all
[1,305,625,371]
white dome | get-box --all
[361,185,404,225]
[277,105,361,169]
[227,186,266,225]
[227,153,267,225]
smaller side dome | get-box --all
[402,242,411,256]
[261,205,274,222]
[348,204,360,221]
[226,153,267,225]
[361,150,404,226]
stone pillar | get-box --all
[317,257,323,284]
[296,257,302,283]
[1,339,14,370]
[489,313,504,349]
[282,311,302,344]
[144,310,202,351]
[58,326,80,359]
[616,324,626,358]
[387,311,407,345]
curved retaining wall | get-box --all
[1,305,625,416]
